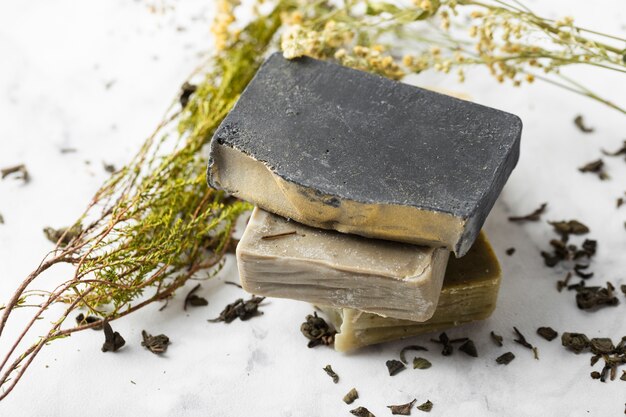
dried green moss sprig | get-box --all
[280,0,626,114]
[0,3,286,400]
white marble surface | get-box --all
[1,1,626,416]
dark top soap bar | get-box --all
[208,53,522,256]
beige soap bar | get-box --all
[237,207,450,322]
[317,232,501,352]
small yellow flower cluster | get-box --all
[334,45,405,80]
[281,20,354,60]
[211,0,240,51]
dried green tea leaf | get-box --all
[536,327,558,341]
[431,332,453,356]
[1,164,30,183]
[400,344,428,364]
[573,264,594,279]
[575,282,619,310]
[103,162,117,173]
[179,81,197,108]
[561,332,590,353]
[413,357,432,369]
[621,285,626,297]
[141,330,170,354]
[590,371,601,379]
[75,313,103,330]
[505,247,515,256]
[417,400,433,412]
[618,197,624,208]
[549,220,590,237]
[184,283,208,310]
[386,359,406,376]
[343,388,359,404]
[459,340,478,357]
[387,399,416,415]
[300,312,336,348]
[350,406,376,417]
[621,371,626,381]
[508,203,547,222]
[496,352,515,365]
[578,159,608,180]
[0,213,4,224]
[574,115,594,133]
[590,338,615,355]
[43,224,82,247]
[602,140,626,158]
[513,327,534,350]
[208,295,265,323]
[101,321,125,352]
[490,331,503,347]
[323,364,339,383]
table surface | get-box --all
[1,1,625,416]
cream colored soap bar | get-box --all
[237,207,450,322]
[317,232,501,352]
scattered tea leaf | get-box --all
[343,388,359,404]
[621,371,626,381]
[387,399,416,415]
[141,330,170,354]
[43,224,82,247]
[400,344,428,364]
[557,272,573,292]
[590,338,615,355]
[101,320,125,352]
[573,115,594,133]
[621,285,626,297]
[431,332,454,356]
[513,327,535,353]
[573,263,594,279]
[618,196,625,208]
[350,406,376,417]
[323,364,339,383]
[413,357,432,370]
[561,332,590,353]
[179,82,197,108]
[505,247,515,256]
[0,164,30,183]
[537,327,558,341]
[0,213,4,224]
[75,313,103,330]
[459,340,478,357]
[386,359,406,376]
[508,203,547,222]
[59,147,77,154]
[496,352,515,365]
[103,162,117,173]
[578,159,608,180]
[602,140,626,159]
[549,220,590,238]
[184,283,208,310]
[575,282,619,310]
[300,312,336,348]
[417,400,433,412]
[208,295,265,323]
[490,331,503,347]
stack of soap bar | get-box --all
[208,53,522,350]
[316,232,501,352]
[208,52,522,256]
[237,207,450,322]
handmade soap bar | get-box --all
[208,53,522,256]
[317,232,501,352]
[237,207,450,322]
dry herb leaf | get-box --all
[459,340,478,357]
[141,330,170,354]
[0,213,4,225]
[75,313,103,330]
[343,388,359,404]
[496,352,515,365]
[602,140,626,159]
[537,327,558,341]
[513,327,534,350]
[413,357,432,369]
[322,364,339,383]
[386,359,406,376]
[549,220,590,237]
[578,159,608,180]
[101,321,125,352]
[575,282,619,310]
[300,312,336,348]
[387,399,416,415]
[399,344,428,364]
[431,332,454,356]
[0,164,30,183]
[490,331,503,347]
[561,332,590,353]
[590,338,615,355]
[621,371,626,381]
[508,202,547,222]
[208,295,265,323]
[621,285,626,297]
[417,400,433,412]
[350,406,376,417]
[574,115,594,133]
[184,283,208,310]
[43,224,82,247]
[103,162,117,173]
[505,247,515,256]
[179,82,197,108]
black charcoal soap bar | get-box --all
[207,53,522,256]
